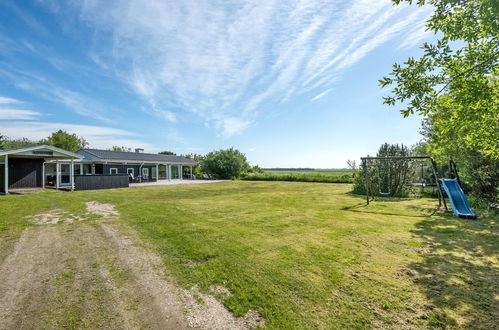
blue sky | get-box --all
[0,0,433,168]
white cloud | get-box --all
[311,88,333,101]
[397,21,433,50]
[1,68,114,122]
[215,117,252,138]
[40,0,431,136]
[0,108,40,120]
[0,96,23,104]
[0,121,155,151]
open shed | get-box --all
[0,145,82,194]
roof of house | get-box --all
[0,145,82,159]
[77,149,197,165]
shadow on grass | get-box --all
[408,214,499,328]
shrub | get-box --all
[201,148,249,179]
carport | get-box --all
[0,145,82,195]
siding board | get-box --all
[74,174,129,191]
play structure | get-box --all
[360,156,476,219]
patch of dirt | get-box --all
[209,285,232,298]
[25,209,68,224]
[86,201,120,217]
[1,202,265,329]
[186,258,209,267]
[184,289,266,329]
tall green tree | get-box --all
[380,0,498,203]
[43,130,88,152]
[201,148,249,179]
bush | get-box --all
[201,148,249,179]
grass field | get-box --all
[243,169,353,183]
[1,181,497,328]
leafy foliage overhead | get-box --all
[380,0,498,160]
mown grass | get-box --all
[243,169,353,183]
[0,181,497,328]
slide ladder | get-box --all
[440,178,477,219]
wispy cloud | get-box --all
[0,109,40,120]
[397,21,434,50]
[311,88,333,101]
[1,68,113,122]
[41,0,430,136]
[0,121,155,151]
[0,96,24,104]
[0,95,40,120]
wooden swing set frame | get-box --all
[360,155,448,212]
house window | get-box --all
[110,168,118,175]
[142,167,149,179]
[127,168,134,176]
[83,164,92,174]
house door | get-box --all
[60,164,71,185]
[142,167,149,180]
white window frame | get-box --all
[142,167,149,179]
[127,168,134,176]
[110,168,118,175]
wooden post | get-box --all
[42,162,45,188]
[362,159,370,205]
[70,160,74,191]
[4,155,8,195]
[156,164,159,182]
[430,159,448,211]
[190,166,193,180]
[179,165,182,180]
[56,161,60,189]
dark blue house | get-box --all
[74,148,197,182]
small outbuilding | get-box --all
[0,145,82,194]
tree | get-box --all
[110,146,131,152]
[380,0,498,160]
[380,0,498,204]
[353,143,411,196]
[0,136,39,150]
[159,151,176,155]
[43,130,88,152]
[181,153,205,178]
[201,148,250,179]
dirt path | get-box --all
[0,202,262,330]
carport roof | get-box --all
[0,145,82,159]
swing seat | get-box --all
[379,192,391,196]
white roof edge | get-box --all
[0,145,83,159]
[51,159,196,165]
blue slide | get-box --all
[441,178,477,219]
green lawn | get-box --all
[1,181,497,328]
